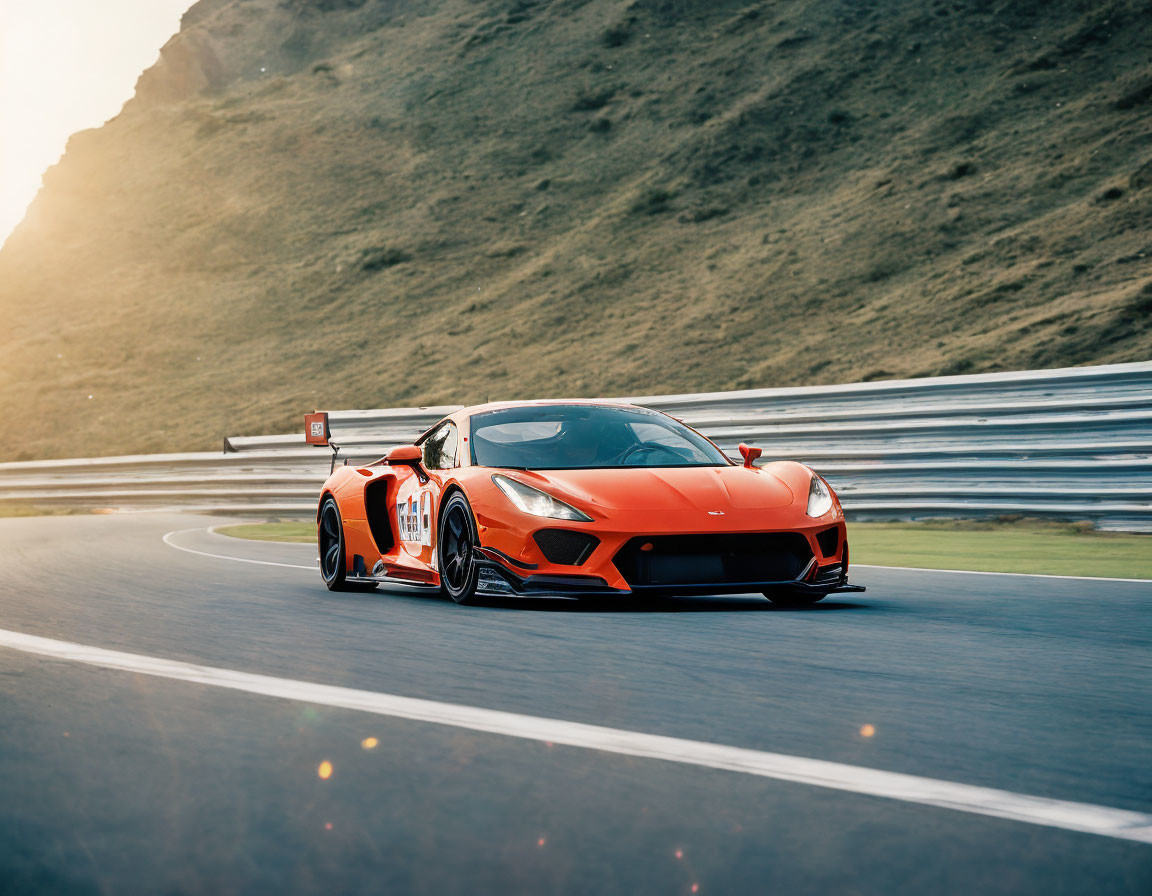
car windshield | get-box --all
[469,404,730,470]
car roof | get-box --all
[454,399,648,418]
[416,400,658,446]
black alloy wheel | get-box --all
[438,492,480,604]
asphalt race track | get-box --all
[0,514,1149,894]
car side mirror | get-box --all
[387,445,422,464]
[738,443,762,468]
[386,445,428,482]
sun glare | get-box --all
[0,1,193,246]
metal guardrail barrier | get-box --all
[2,362,1149,529]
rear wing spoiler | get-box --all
[305,411,330,446]
[305,410,416,472]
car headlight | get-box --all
[807,475,834,517]
[492,474,593,521]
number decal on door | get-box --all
[398,489,433,546]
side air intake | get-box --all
[364,478,395,554]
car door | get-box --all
[393,421,460,570]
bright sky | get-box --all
[0,0,193,246]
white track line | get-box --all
[855,564,1152,584]
[2,627,1149,844]
[166,526,1152,585]
[162,527,315,570]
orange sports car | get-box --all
[311,401,864,606]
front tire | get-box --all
[438,492,480,605]
[763,590,826,607]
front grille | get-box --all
[613,533,813,588]
[816,526,839,558]
[533,529,600,566]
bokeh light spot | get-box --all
[860,724,875,738]
[318,760,333,779]
[361,737,378,750]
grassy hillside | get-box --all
[1,0,1150,460]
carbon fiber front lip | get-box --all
[475,560,865,597]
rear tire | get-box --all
[438,492,480,605]
[318,496,376,592]
[763,590,826,607]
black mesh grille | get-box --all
[533,529,600,566]
[613,533,813,588]
[816,526,839,558]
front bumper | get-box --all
[471,493,863,598]
[474,556,865,599]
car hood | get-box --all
[509,465,796,512]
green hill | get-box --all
[1,0,1150,459]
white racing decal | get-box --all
[398,489,433,546]
[2,627,1151,844]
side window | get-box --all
[422,422,459,470]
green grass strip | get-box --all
[850,522,1151,580]
[214,522,315,543]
